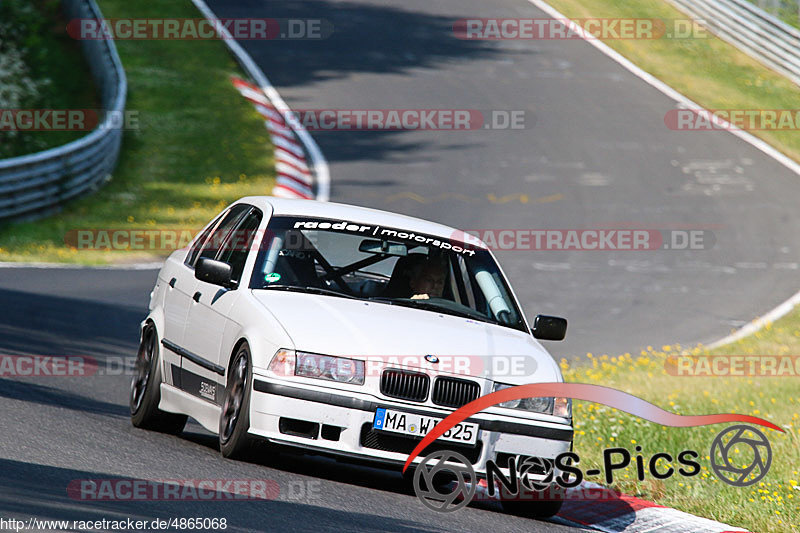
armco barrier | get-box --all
[0,0,126,222]
[667,0,800,86]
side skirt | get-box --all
[159,383,221,433]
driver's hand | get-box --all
[410,294,430,300]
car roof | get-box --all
[236,196,489,249]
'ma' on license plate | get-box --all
[372,408,478,445]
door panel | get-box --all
[159,260,195,385]
[181,206,262,398]
[182,283,240,377]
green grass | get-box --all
[0,0,274,263]
[545,0,800,162]
[561,313,800,532]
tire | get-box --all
[219,343,255,459]
[130,323,187,434]
[501,484,564,519]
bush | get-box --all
[0,0,56,158]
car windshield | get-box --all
[249,216,527,332]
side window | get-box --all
[217,209,262,283]
[185,212,226,268]
[188,204,251,268]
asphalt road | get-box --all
[0,268,591,532]
[208,0,800,360]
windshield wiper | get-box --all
[412,301,496,324]
[368,297,496,324]
[259,285,360,300]
[366,296,400,305]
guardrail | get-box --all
[0,0,127,222]
[666,0,800,87]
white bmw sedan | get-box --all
[131,196,573,516]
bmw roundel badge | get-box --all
[425,354,439,364]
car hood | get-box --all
[250,290,561,383]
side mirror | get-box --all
[531,314,567,341]
[195,257,235,289]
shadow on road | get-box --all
[209,0,502,164]
[223,0,498,87]
[0,457,442,532]
[0,287,142,358]
[178,429,629,530]
[0,377,128,418]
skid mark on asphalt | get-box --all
[578,173,612,186]
[671,158,755,195]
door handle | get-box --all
[193,292,202,303]
[169,277,176,288]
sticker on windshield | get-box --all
[290,218,477,257]
[264,272,281,283]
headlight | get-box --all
[493,382,565,416]
[553,396,572,418]
[268,349,295,377]
[269,349,365,385]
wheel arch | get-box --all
[226,324,286,377]
[140,309,168,381]
[142,307,165,342]
[228,337,251,376]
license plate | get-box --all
[372,408,479,445]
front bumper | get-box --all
[249,374,573,477]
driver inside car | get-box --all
[409,257,447,300]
